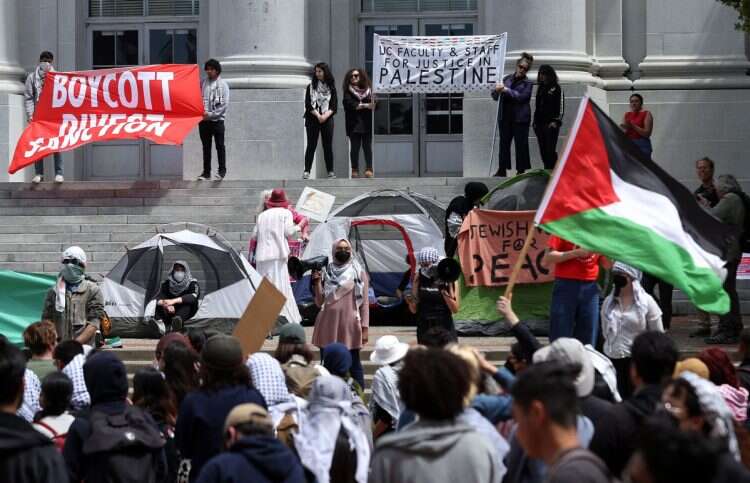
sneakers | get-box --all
[364,169,374,178]
[105,337,123,348]
[327,172,336,179]
[689,326,711,338]
[303,171,310,180]
[148,318,166,336]
[54,175,64,183]
[705,331,739,345]
[351,169,359,178]
[31,175,42,184]
[213,173,225,181]
[171,316,184,332]
[197,173,210,181]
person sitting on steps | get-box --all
[155,261,200,334]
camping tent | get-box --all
[103,227,263,338]
[455,170,554,336]
[297,190,445,313]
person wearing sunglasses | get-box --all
[491,52,534,177]
[41,246,105,345]
[342,68,376,179]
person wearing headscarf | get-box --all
[155,261,200,333]
[444,182,489,257]
[406,247,459,345]
[311,239,369,388]
[368,335,409,439]
[698,347,750,424]
[250,188,303,325]
[25,51,63,184]
[41,246,104,345]
[293,376,371,483]
[600,262,663,398]
[246,353,307,447]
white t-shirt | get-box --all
[601,294,663,359]
[33,412,75,439]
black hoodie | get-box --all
[195,434,307,483]
[0,412,69,483]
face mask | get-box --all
[334,251,351,263]
[613,274,628,296]
[173,270,186,282]
[61,263,85,284]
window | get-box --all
[361,0,476,12]
[92,30,139,68]
[89,0,199,17]
[149,29,197,64]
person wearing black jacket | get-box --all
[0,335,68,483]
[533,65,564,170]
[304,62,337,179]
[156,261,200,333]
[342,68,375,178]
[444,181,489,258]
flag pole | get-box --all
[503,225,536,299]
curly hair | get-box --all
[342,68,371,93]
[398,348,471,420]
[23,321,57,356]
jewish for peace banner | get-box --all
[373,33,507,94]
[9,64,203,174]
[458,209,554,287]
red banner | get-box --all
[9,64,203,174]
[458,209,554,287]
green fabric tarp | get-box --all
[0,271,56,345]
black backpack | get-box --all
[82,405,166,483]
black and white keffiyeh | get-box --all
[324,239,365,313]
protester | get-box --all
[0,335,68,482]
[342,68,375,178]
[154,261,200,334]
[510,362,612,483]
[492,52,534,177]
[661,372,750,480]
[395,253,415,300]
[196,403,306,483]
[543,236,607,345]
[274,323,328,398]
[162,340,200,408]
[406,247,459,344]
[41,246,104,345]
[369,335,409,438]
[706,174,745,344]
[64,351,166,482]
[698,348,749,423]
[444,181,489,257]
[246,352,306,447]
[251,189,310,263]
[311,239,369,388]
[533,64,564,169]
[154,332,191,370]
[198,58,229,181]
[304,62,337,179]
[737,330,750,393]
[22,320,58,380]
[17,367,42,423]
[133,367,179,482]
[370,348,502,483]
[294,376,371,483]
[251,188,303,325]
[175,335,266,481]
[600,262,663,398]
[25,51,63,184]
[53,340,90,411]
[32,371,74,450]
[695,157,720,207]
[590,331,679,476]
[620,93,653,159]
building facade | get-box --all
[0,0,748,183]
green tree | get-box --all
[718,0,750,32]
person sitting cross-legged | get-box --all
[155,261,200,334]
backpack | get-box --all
[82,405,166,482]
[283,361,319,398]
[34,420,67,452]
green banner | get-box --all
[0,271,56,345]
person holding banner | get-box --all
[533,65,565,170]
[492,52,534,177]
[342,68,375,179]
[303,63,337,180]
[25,51,63,184]
[198,59,230,181]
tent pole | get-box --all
[502,224,536,299]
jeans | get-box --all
[632,138,652,160]
[549,278,600,346]
[718,260,742,335]
[498,120,530,175]
[34,152,63,176]
[534,123,560,169]
[349,132,372,171]
[642,274,673,329]
[349,349,364,389]
[198,120,226,176]
[304,117,334,173]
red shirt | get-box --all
[548,235,600,281]
[624,110,649,140]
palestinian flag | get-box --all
[535,97,733,314]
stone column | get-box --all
[0,0,25,181]
[592,0,631,89]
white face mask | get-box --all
[173,270,186,282]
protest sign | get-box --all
[457,209,553,287]
[739,253,750,280]
[233,277,286,357]
[295,186,336,222]
[9,64,203,174]
[373,33,507,94]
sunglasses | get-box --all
[352,73,360,78]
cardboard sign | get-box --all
[232,277,286,357]
[296,186,336,222]
[457,209,554,287]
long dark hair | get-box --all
[274,342,314,365]
[35,371,72,420]
[312,62,335,89]
[133,367,177,426]
[342,68,371,93]
[162,341,200,407]
[537,64,558,87]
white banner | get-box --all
[373,33,507,94]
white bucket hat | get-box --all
[370,335,410,365]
